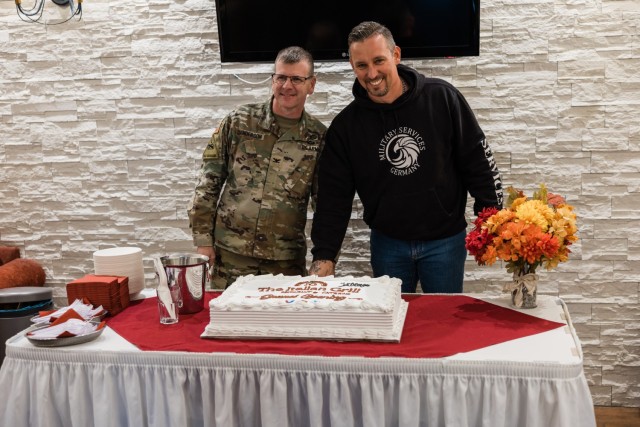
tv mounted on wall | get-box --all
[214,0,481,63]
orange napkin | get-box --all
[48,308,85,337]
[38,309,57,318]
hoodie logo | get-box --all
[378,127,425,176]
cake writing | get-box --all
[338,282,371,288]
[257,286,361,294]
[254,283,365,303]
[259,293,348,301]
[294,280,328,287]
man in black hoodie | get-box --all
[309,21,503,293]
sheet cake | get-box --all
[201,274,408,342]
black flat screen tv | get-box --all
[215,0,481,63]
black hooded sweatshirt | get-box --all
[311,64,503,262]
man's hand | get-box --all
[309,260,335,276]
[197,246,216,263]
[197,246,216,282]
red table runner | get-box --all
[106,293,564,358]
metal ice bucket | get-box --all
[157,254,209,314]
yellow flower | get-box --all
[485,209,516,233]
[509,196,528,210]
[515,200,554,231]
[556,206,577,233]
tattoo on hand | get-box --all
[310,261,321,275]
[310,260,332,275]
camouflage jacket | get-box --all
[188,98,326,260]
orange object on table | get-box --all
[66,274,130,315]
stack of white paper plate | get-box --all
[93,247,145,295]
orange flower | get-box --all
[547,192,566,207]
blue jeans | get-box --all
[370,229,467,294]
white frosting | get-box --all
[201,274,408,342]
[213,274,398,312]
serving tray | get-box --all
[26,319,105,347]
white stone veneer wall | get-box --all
[0,0,638,408]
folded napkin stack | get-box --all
[66,274,130,315]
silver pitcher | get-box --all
[155,253,209,314]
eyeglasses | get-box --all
[271,74,314,86]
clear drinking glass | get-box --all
[157,283,180,325]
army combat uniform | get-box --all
[188,98,326,287]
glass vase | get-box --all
[509,270,538,309]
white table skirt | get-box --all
[0,296,596,427]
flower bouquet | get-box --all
[465,184,578,308]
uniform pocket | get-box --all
[280,141,321,197]
[229,140,260,188]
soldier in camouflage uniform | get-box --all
[188,46,326,288]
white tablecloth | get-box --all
[0,295,596,427]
